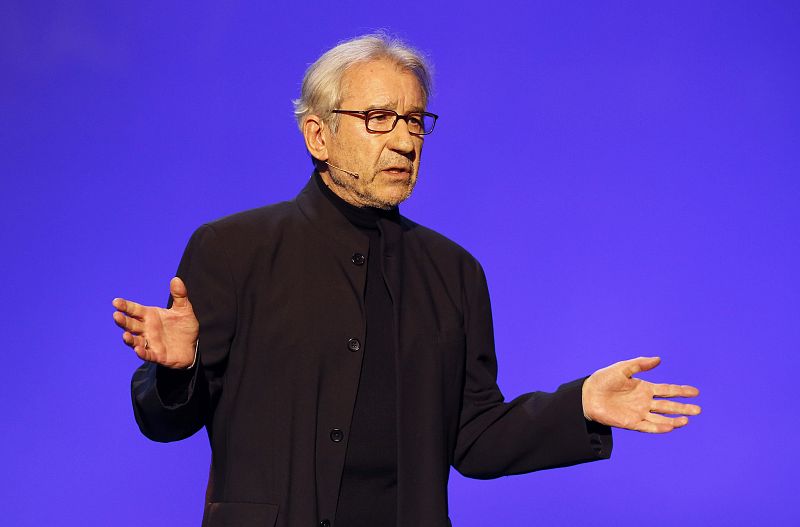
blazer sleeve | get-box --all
[131,224,237,442]
[452,260,612,479]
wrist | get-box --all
[582,375,595,421]
[185,340,199,369]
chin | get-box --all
[373,185,414,208]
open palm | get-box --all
[582,357,701,433]
[112,277,199,369]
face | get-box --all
[320,59,426,209]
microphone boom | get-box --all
[325,161,359,179]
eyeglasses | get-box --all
[331,109,438,136]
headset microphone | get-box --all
[325,161,360,179]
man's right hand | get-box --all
[112,277,199,369]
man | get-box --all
[113,34,701,527]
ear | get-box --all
[302,115,329,162]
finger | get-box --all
[121,331,156,364]
[653,383,700,398]
[646,412,688,428]
[170,277,190,309]
[133,339,148,360]
[622,356,661,377]
[632,420,673,434]
[131,334,154,360]
[651,399,702,416]
[113,311,144,334]
[112,297,145,319]
[122,331,144,348]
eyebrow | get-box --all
[363,101,426,113]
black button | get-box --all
[351,253,366,266]
[347,338,361,352]
[320,520,331,527]
[330,428,344,442]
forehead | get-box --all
[340,59,425,111]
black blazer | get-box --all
[131,175,612,527]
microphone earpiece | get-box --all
[325,161,359,179]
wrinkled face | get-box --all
[322,59,426,209]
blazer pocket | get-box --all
[434,328,465,347]
[203,501,279,527]
[434,328,466,385]
[435,329,466,365]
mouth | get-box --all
[381,166,412,176]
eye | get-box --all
[368,110,394,123]
[407,115,424,129]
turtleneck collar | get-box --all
[313,170,401,229]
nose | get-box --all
[386,118,416,156]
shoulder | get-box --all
[206,199,299,233]
[181,199,302,262]
[195,199,301,242]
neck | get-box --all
[314,170,400,225]
[319,169,375,208]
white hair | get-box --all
[292,32,433,132]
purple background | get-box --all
[2,1,798,525]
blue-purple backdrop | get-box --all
[2,1,798,525]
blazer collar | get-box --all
[295,172,365,252]
[295,171,408,252]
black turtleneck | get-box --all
[315,173,398,527]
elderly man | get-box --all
[113,34,700,527]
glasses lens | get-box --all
[366,110,397,132]
[406,114,424,134]
[406,113,436,135]
[364,110,437,135]
[420,113,436,134]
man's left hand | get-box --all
[582,357,701,433]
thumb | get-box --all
[170,276,191,308]
[622,356,661,377]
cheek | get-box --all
[414,143,424,166]
[354,140,384,164]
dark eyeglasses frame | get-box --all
[331,109,439,136]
